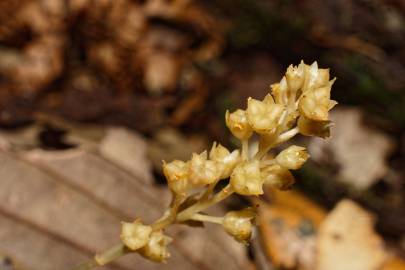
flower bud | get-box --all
[225,109,253,140]
[163,160,189,195]
[261,164,295,190]
[209,143,240,179]
[263,93,275,104]
[302,61,330,92]
[297,115,332,138]
[247,98,284,135]
[230,160,264,195]
[190,151,221,185]
[121,219,152,251]
[286,61,305,92]
[139,231,172,263]
[276,145,309,170]
[299,80,336,121]
[223,208,256,244]
[270,80,287,105]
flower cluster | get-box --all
[76,61,336,269]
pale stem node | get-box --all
[190,213,224,224]
[176,184,234,222]
[241,139,249,160]
[275,126,299,144]
[152,194,184,231]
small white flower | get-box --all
[276,145,309,170]
[120,219,152,251]
[230,160,263,195]
[140,231,172,263]
[247,98,284,135]
[223,208,256,244]
[209,143,240,179]
[162,160,190,195]
[225,109,253,140]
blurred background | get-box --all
[0,0,404,269]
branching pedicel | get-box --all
[74,61,336,270]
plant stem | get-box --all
[242,139,249,160]
[190,213,224,224]
[151,194,183,231]
[176,184,233,222]
[94,243,128,266]
[200,180,219,201]
[73,243,128,270]
[275,127,299,144]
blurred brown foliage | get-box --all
[0,0,223,131]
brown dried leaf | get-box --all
[99,127,154,185]
[257,190,326,270]
[316,200,388,270]
[382,258,405,270]
[0,126,250,270]
[257,190,405,270]
[308,107,395,190]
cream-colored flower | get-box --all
[225,109,253,140]
[297,115,332,138]
[261,164,295,190]
[271,76,289,104]
[247,97,284,135]
[121,219,152,251]
[299,80,336,121]
[139,231,172,263]
[286,61,305,92]
[190,151,221,185]
[209,143,240,179]
[223,208,256,244]
[302,61,330,92]
[163,160,189,195]
[263,93,275,104]
[230,160,263,195]
[276,145,309,170]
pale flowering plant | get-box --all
[73,61,337,270]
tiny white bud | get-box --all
[190,151,221,185]
[302,61,330,92]
[120,219,152,251]
[286,62,305,92]
[247,98,284,135]
[139,231,172,263]
[209,143,240,179]
[262,93,275,104]
[225,109,253,140]
[270,83,283,104]
[276,145,309,170]
[162,160,190,195]
[261,164,295,190]
[230,160,264,195]
[223,208,256,244]
[299,80,336,121]
[297,115,332,138]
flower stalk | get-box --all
[72,61,337,270]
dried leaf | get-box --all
[258,189,325,270]
[308,107,395,190]
[0,126,249,270]
[317,200,388,270]
[382,258,405,270]
[99,127,154,185]
[257,190,405,270]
